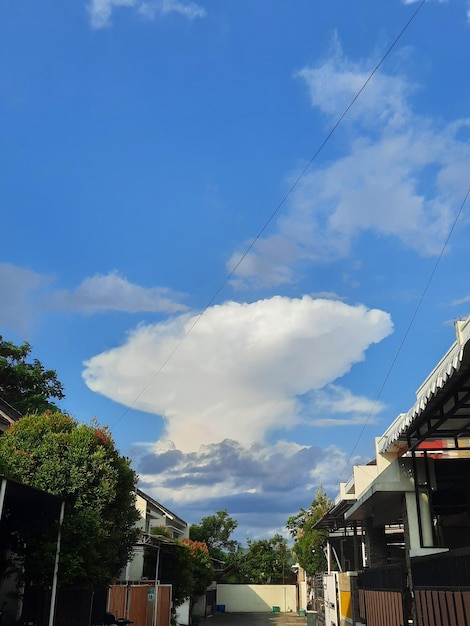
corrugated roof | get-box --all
[378,317,470,454]
[0,397,22,431]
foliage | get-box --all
[234,534,292,584]
[146,541,194,608]
[0,412,140,588]
[0,336,65,415]
[151,525,173,539]
[286,487,333,576]
[144,535,213,610]
[181,539,214,603]
[189,510,240,563]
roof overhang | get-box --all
[378,318,470,454]
[314,499,357,531]
[345,456,426,526]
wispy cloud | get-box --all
[87,0,206,29]
[303,384,385,428]
[0,264,51,335]
[449,295,470,307]
[0,265,186,328]
[83,295,393,452]
[402,0,447,4]
[228,42,470,289]
[45,270,187,315]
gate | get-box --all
[357,564,408,626]
[412,549,470,626]
[108,582,171,626]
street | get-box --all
[198,613,308,626]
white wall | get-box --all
[175,599,190,625]
[216,585,297,613]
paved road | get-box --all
[198,613,308,626]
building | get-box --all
[109,490,190,626]
[0,398,22,434]
[315,317,470,626]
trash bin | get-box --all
[216,605,225,613]
[272,606,280,612]
[299,609,306,617]
[306,611,318,626]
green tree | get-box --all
[144,535,213,612]
[235,534,292,584]
[189,510,240,563]
[286,487,333,576]
[0,336,64,414]
[0,412,140,588]
[182,539,214,610]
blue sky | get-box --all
[2,0,470,542]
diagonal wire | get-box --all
[110,0,427,428]
[343,186,470,474]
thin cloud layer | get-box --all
[134,438,352,537]
[83,295,393,452]
[87,0,206,29]
[45,271,187,315]
[0,264,50,334]
[228,45,470,288]
[0,265,186,329]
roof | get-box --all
[0,397,22,430]
[314,499,356,531]
[136,488,188,527]
[378,317,470,454]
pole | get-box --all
[48,500,65,626]
[0,478,7,522]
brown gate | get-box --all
[357,564,409,626]
[412,549,470,626]
[108,583,172,626]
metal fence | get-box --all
[357,564,409,626]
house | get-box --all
[135,488,189,540]
[123,488,189,581]
[109,490,190,626]
[315,317,470,626]
[0,398,22,434]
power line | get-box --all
[343,186,470,474]
[110,0,427,429]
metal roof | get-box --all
[313,499,357,531]
[136,488,188,528]
[0,397,22,430]
[378,317,470,454]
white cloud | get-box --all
[139,0,206,20]
[303,384,385,427]
[87,0,136,29]
[45,270,187,315]
[83,295,393,452]
[228,44,470,288]
[87,0,205,28]
[0,264,51,334]
[449,295,470,307]
[0,265,185,327]
[402,0,447,4]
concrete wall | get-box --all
[216,584,297,613]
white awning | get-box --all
[378,317,470,454]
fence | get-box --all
[108,582,171,626]
[412,549,470,626]
[357,564,409,626]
